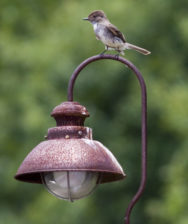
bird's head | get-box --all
[83,10,107,24]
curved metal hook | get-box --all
[67,54,147,224]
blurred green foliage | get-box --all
[0,0,188,223]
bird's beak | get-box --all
[82,17,89,21]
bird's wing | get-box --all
[107,24,126,43]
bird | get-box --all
[83,10,151,56]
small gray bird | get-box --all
[83,10,151,56]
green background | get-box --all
[0,0,188,223]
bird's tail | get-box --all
[125,43,151,55]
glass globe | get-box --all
[41,171,99,201]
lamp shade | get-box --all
[15,102,126,184]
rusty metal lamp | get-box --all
[15,55,147,224]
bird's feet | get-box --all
[115,49,124,58]
[100,46,109,55]
[115,53,120,59]
[100,50,107,55]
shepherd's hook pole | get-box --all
[67,54,147,224]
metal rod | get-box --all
[67,171,73,202]
[67,54,147,224]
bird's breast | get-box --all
[93,24,104,39]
